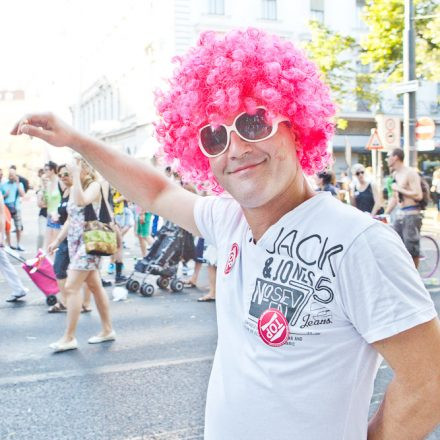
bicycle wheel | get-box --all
[418,235,440,279]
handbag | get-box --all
[83,188,117,256]
[5,187,19,216]
[5,203,16,216]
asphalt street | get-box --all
[0,196,439,440]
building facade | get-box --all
[70,0,439,174]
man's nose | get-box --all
[227,131,252,159]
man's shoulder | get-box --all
[398,166,419,179]
[309,193,376,234]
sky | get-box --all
[1,0,126,116]
[0,0,137,168]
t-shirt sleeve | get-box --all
[194,196,219,247]
[336,222,437,343]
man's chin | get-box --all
[227,187,272,209]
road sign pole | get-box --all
[403,0,417,167]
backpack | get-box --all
[419,175,431,210]
[18,175,29,193]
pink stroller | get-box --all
[5,248,59,305]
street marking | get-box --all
[123,426,204,440]
[0,355,213,386]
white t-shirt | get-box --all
[194,191,436,440]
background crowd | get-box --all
[0,155,438,351]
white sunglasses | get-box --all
[198,107,290,158]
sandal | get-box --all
[197,294,215,302]
[183,281,197,288]
[48,302,67,313]
[81,305,92,313]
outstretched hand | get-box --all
[11,113,79,148]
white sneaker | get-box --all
[50,338,78,353]
[88,330,116,344]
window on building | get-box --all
[310,0,324,23]
[208,0,224,15]
[262,0,277,20]
[355,0,367,29]
[356,61,371,112]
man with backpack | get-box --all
[385,148,424,268]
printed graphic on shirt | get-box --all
[258,308,289,347]
[246,226,343,346]
[224,243,239,275]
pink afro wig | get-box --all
[155,27,335,191]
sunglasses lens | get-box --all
[235,108,272,141]
[200,125,228,156]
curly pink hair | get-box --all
[155,28,335,191]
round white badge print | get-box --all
[224,243,239,275]
[258,308,290,347]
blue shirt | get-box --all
[1,181,24,209]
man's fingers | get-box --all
[11,113,53,135]
[10,121,20,135]
[20,124,52,142]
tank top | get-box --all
[57,190,70,225]
[354,183,375,213]
[46,183,62,215]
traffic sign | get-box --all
[393,80,419,94]
[415,116,435,141]
[366,128,383,150]
[375,115,400,150]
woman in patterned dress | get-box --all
[48,156,115,352]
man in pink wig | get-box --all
[12,28,440,439]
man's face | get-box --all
[208,119,299,209]
[8,169,16,181]
[387,153,397,171]
[44,166,53,177]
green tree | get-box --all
[361,0,440,83]
[304,20,379,129]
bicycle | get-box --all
[419,234,440,280]
[373,214,440,280]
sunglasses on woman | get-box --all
[356,171,365,176]
[198,107,290,158]
[58,172,69,178]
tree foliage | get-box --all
[304,20,379,124]
[361,0,440,83]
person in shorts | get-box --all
[134,206,153,257]
[385,148,423,267]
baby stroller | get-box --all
[4,248,59,305]
[126,221,186,296]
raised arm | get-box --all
[392,170,423,202]
[370,183,383,216]
[12,113,201,236]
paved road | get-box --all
[0,196,439,439]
